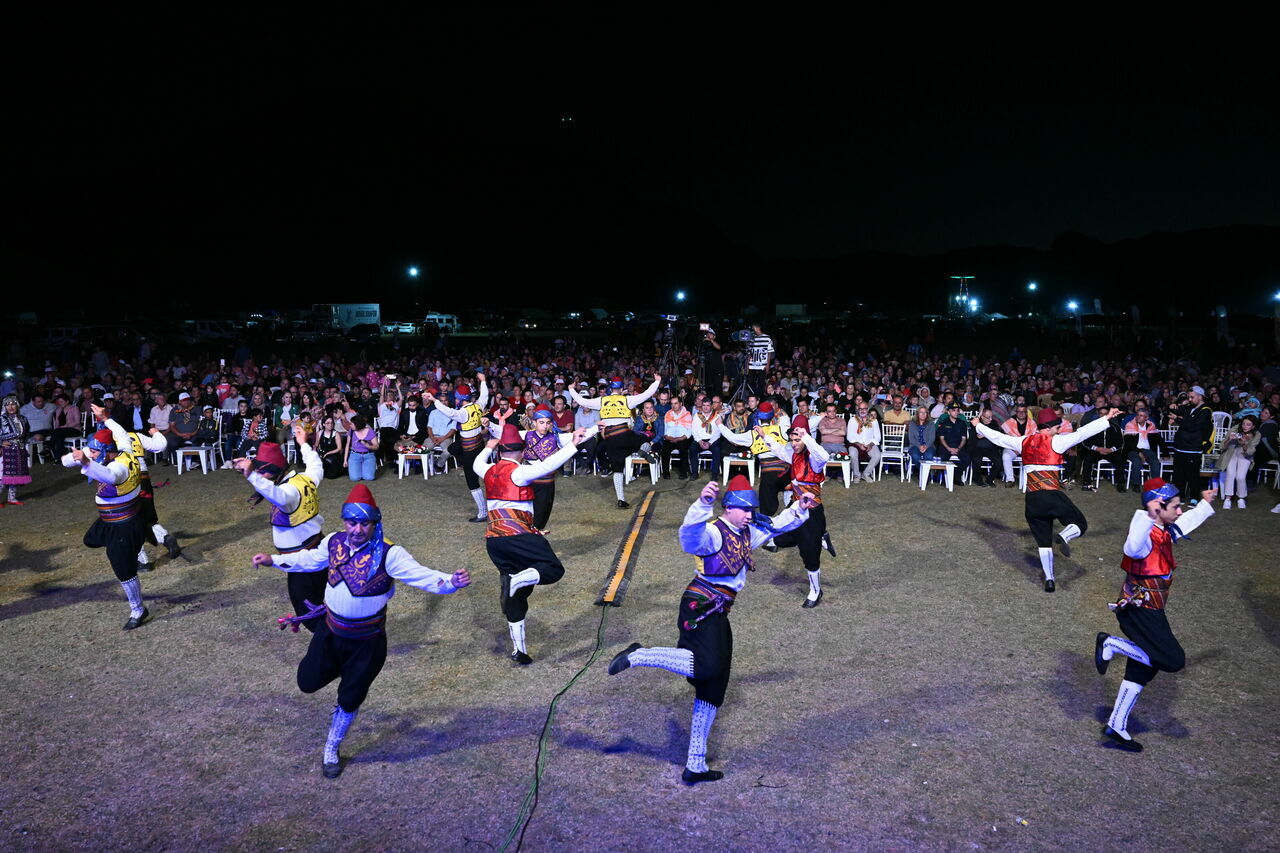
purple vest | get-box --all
[327,532,394,598]
[698,518,754,577]
[523,430,559,462]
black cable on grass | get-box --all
[499,603,612,853]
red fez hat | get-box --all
[254,442,288,470]
[344,483,378,508]
[757,401,774,414]
[93,428,115,444]
[456,383,472,396]
[1142,477,1166,494]
[1035,408,1061,428]
[500,422,523,448]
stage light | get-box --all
[1067,301,1078,311]
[675,290,686,302]
[1028,282,1037,291]
[408,266,419,278]
[969,298,979,311]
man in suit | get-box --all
[396,395,430,445]
[1081,407,1126,492]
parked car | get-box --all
[382,320,418,334]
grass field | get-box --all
[1,460,1277,852]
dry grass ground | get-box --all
[1,461,1278,852]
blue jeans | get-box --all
[908,446,937,469]
[348,452,376,481]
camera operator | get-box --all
[1168,385,1213,498]
[699,326,723,396]
[745,322,774,397]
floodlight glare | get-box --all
[1067,301,1079,311]
[408,266,420,278]
[675,290,686,301]
[1028,282,1037,291]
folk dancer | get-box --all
[523,407,574,532]
[1,395,32,506]
[423,373,490,522]
[95,403,183,570]
[607,477,812,784]
[719,401,789,543]
[568,373,661,508]
[475,413,594,663]
[759,425,837,607]
[233,424,326,630]
[1093,478,1216,752]
[61,429,151,629]
[252,484,471,777]
[975,407,1119,591]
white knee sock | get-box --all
[508,620,527,654]
[1107,679,1143,739]
[1060,523,1082,543]
[324,704,357,764]
[686,699,717,773]
[151,523,168,541]
[613,472,626,500]
[1102,635,1150,666]
[806,569,821,601]
[136,547,150,566]
[121,577,144,617]
[7,486,16,502]
[628,647,695,677]
[470,488,487,518]
[1038,547,1054,581]
[509,568,540,596]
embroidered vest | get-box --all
[97,451,142,500]
[600,394,631,420]
[1120,525,1176,610]
[750,423,785,457]
[1021,433,1064,492]
[696,518,755,578]
[326,532,394,598]
[271,472,320,528]
[461,402,484,432]
[789,448,823,505]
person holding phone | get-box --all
[344,414,379,481]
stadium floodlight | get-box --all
[1028,282,1037,291]
[675,290,686,302]
[408,266,420,278]
[1067,301,1079,312]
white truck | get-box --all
[423,312,462,332]
[313,303,381,333]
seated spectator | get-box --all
[661,394,694,479]
[815,403,847,456]
[236,407,269,457]
[1080,407,1124,492]
[1000,402,1036,487]
[881,395,911,426]
[906,405,937,470]
[19,393,54,442]
[935,401,970,485]
[1121,406,1162,492]
[315,414,347,479]
[166,392,201,451]
[846,402,881,482]
[49,394,82,457]
[969,407,1002,486]
[193,405,220,445]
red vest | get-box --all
[1021,433,1062,466]
[484,459,534,502]
[1121,525,1175,577]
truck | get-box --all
[312,303,381,333]
[422,312,462,332]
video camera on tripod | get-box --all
[730,328,755,344]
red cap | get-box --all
[1142,477,1166,494]
[254,442,288,470]
[93,428,115,444]
[757,401,774,414]
[456,384,472,397]
[726,474,754,492]
[344,483,378,508]
[500,422,523,447]
[1035,408,1061,427]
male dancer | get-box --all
[760,424,837,607]
[1093,478,1216,752]
[252,485,470,778]
[93,402,183,570]
[719,401,790,531]
[423,373,489,522]
[61,429,151,629]
[233,425,326,630]
[692,397,725,481]
[975,406,1119,591]
[523,407,571,532]
[474,413,593,663]
[568,373,660,509]
[607,477,812,784]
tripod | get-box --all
[657,323,681,388]
[727,353,752,405]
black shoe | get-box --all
[136,561,153,573]
[469,515,486,523]
[802,590,823,609]
[641,450,659,465]
[689,472,699,481]
[1094,632,1109,675]
[323,755,344,779]
[821,531,836,557]
[511,650,534,665]
[163,534,181,559]
[1044,579,1056,593]
[761,541,778,553]
[1102,726,1143,752]
[608,642,643,675]
[617,500,630,509]
[123,607,150,630]
[679,471,690,480]
[681,768,724,785]
[1056,533,1071,557]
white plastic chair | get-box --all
[721,453,756,487]
[919,459,956,492]
[878,424,908,481]
[625,454,660,485]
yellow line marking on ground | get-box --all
[600,489,655,604]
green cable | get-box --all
[498,602,612,852]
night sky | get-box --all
[7,13,1278,311]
